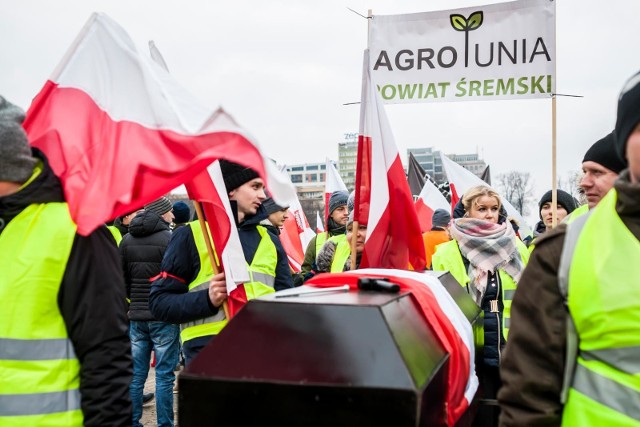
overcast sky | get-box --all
[2,0,639,221]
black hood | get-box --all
[239,203,269,229]
[128,209,171,237]
[0,148,64,232]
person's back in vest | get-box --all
[0,96,132,426]
[498,70,640,426]
[149,160,293,365]
[120,197,179,427]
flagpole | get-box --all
[193,200,230,320]
[350,9,373,271]
[551,5,558,228]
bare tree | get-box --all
[557,170,586,205]
[497,171,535,216]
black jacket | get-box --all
[0,149,132,426]
[149,205,294,356]
[120,209,172,321]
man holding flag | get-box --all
[150,160,293,364]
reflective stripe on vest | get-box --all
[431,239,527,338]
[244,226,277,300]
[561,190,640,425]
[0,203,83,426]
[329,236,351,272]
[180,221,227,343]
[106,225,122,246]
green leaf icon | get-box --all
[467,11,483,30]
[450,14,467,31]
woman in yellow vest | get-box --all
[312,212,366,274]
[432,185,528,427]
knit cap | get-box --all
[538,189,576,219]
[582,132,626,174]
[172,201,191,224]
[0,96,37,184]
[614,70,640,161]
[431,209,451,228]
[328,190,349,216]
[262,197,288,215]
[145,197,173,216]
[219,159,260,193]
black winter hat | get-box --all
[219,159,260,193]
[538,189,576,219]
[614,70,640,161]
[582,132,626,174]
[0,96,37,184]
[172,201,191,224]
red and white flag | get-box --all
[315,211,325,234]
[415,179,451,233]
[185,159,251,317]
[23,13,266,235]
[266,163,315,272]
[354,50,426,270]
[306,268,478,426]
[324,158,348,223]
[440,154,532,237]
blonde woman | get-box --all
[432,185,529,427]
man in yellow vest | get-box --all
[296,190,349,285]
[498,72,640,426]
[0,97,132,426]
[150,160,294,364]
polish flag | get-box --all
[23,13,266,236]
[440,154,532,237]
[185,159,251,317]
[415,179,451,233]
[354,50,426,270]
[306,269,478,426]
[323,158,348,224]
[316,211,325,234]
[266,163,315,272]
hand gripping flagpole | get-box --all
[193,200,230,320]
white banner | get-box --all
[369,0,555,103]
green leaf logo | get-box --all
[467,11,483,31]
[450,11,483,31]
[450,14,467,31]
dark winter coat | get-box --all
[120,209,172,321]
[149,205,294,357]
[498,172,640,426]
[0,149,132,426]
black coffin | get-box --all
[179,286,451,427]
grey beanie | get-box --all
[144,197,173,217]
[0,96,37,184]
[614,70,640,161]
[262,197,288,215]
[431,209,451,228]
[328,190,349,216]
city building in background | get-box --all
[407,147,487,183]
[338,133,358,191]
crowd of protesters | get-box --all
[1,67,638,427]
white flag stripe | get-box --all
[418,179,450,212]
[209,161,251,290]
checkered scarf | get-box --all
[449,218,524,304]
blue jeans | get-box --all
[130,320,180,427]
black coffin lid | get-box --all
[179,288,450,427]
